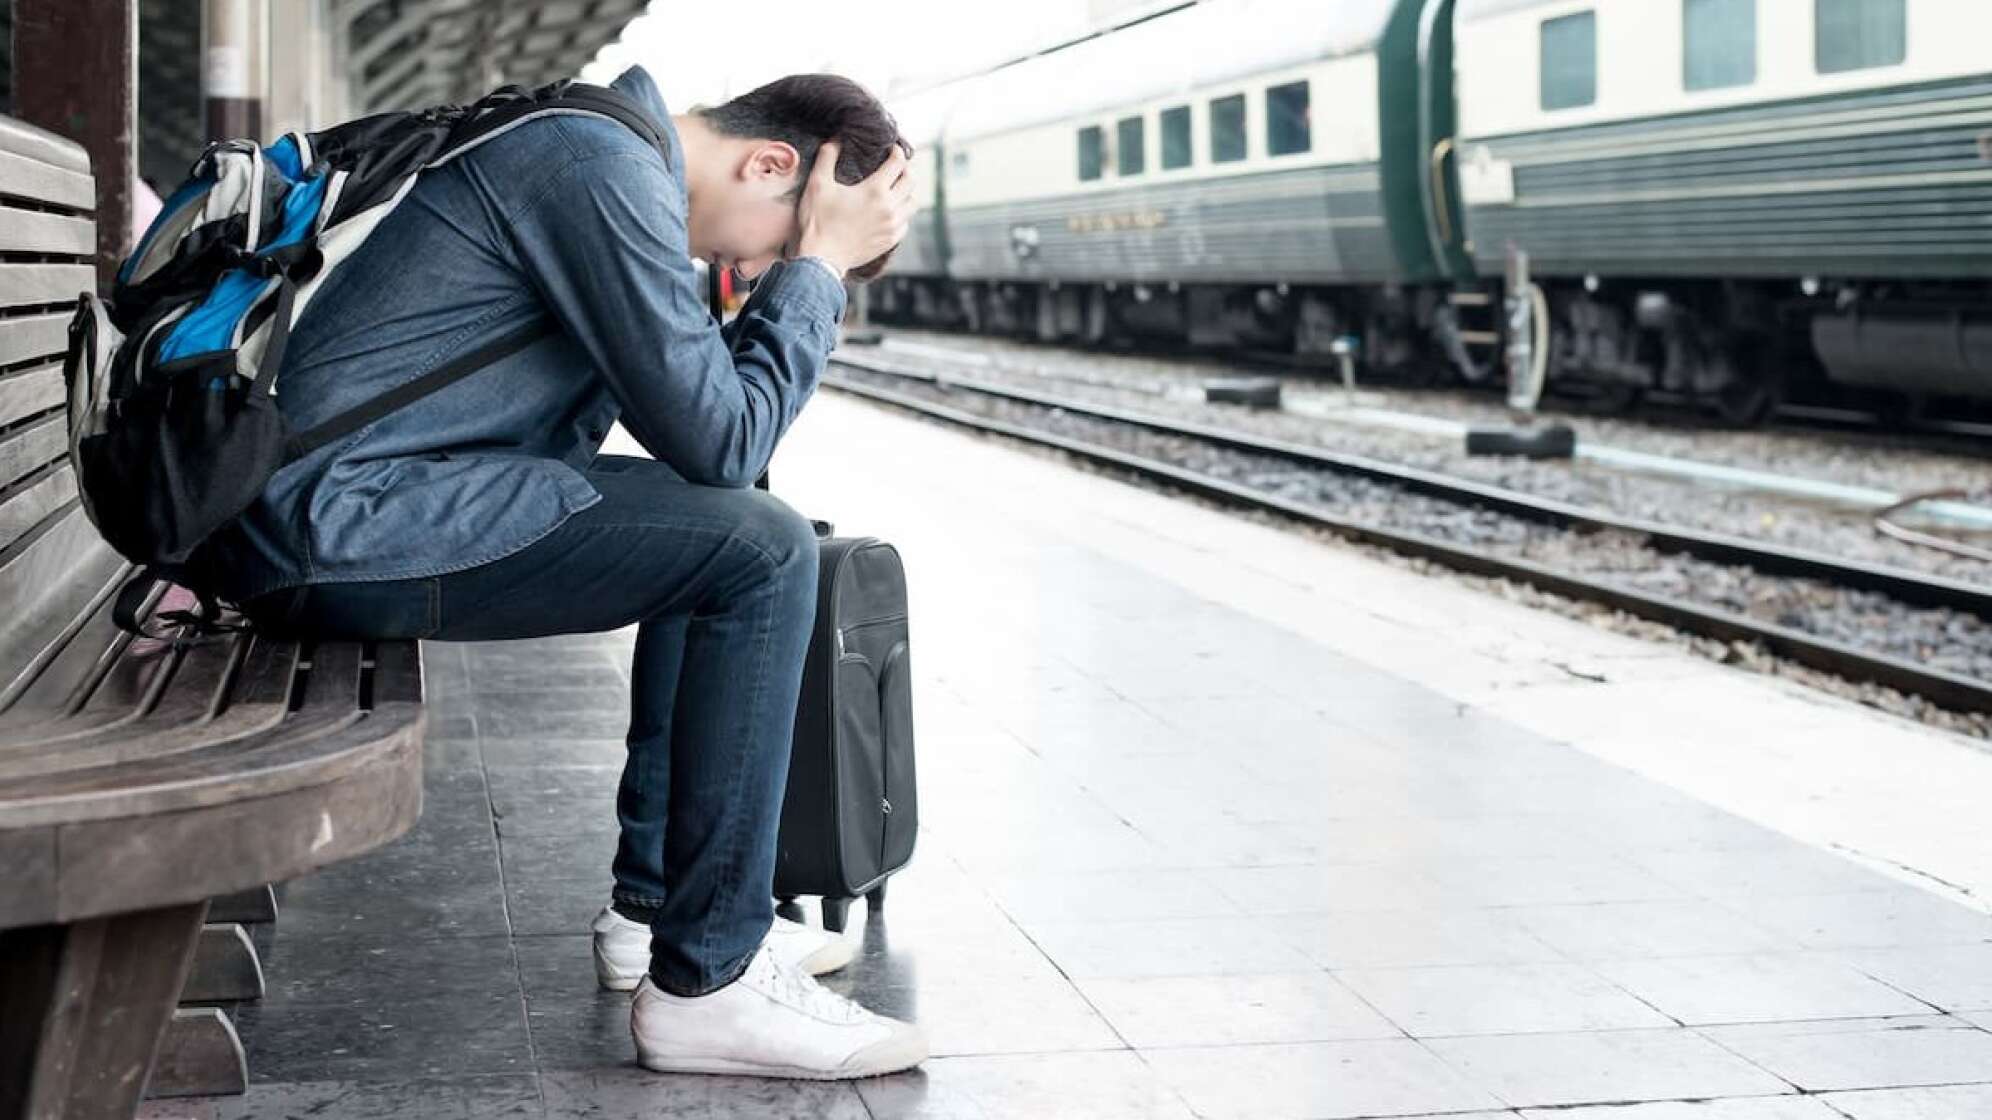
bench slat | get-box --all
[59,631,177,732]
[0,508,126,708]
[0,414,68,496]
[0,573,154,738]
[0,644,206,769]
[0,638,373,816]
[0,465,77,557]
[0,115,94,177]
[0,149,98,212]
[0,264,92,311]
[0,693,412,825]
[0,312,71,369]
[223,632,302,712]
[0,362,63,430]
[371,640,424,707]
[0,633,265,777]
[37,710,423,923]
[0,211,95,257]
[301,641,364,710]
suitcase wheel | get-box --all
[821,896,853,933]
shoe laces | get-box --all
[752,945,867,1024]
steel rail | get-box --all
[825,357,1992,716]
[832,352,1992,618]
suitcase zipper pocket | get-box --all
[877,639,917,871]
[835,613,908,658]
[833,651,889,890]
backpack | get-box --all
[63,77,668,627]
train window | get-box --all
[1539,10,1597,110]
[1210,94,1247,163]
[1078,125,1104,181]
[1161,105,1192,170]
[1266,81,1311,156]
[1117,116,1145,176]
[1815,0,1906,73]
[1685,0,1756,90]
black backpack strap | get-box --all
[112,569,161,635]
[248,269,300,397]
[542,83,671,162]
[282,319,556,463]
[435,81,671,169]
[113,567,237,637]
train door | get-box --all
[1377,0,1474,283]
[1416,0,1475,281]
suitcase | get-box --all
[773,529,919,933]
[712,264,919,934]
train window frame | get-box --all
[1117,115,1146,176]
[1539,10,1598,111]
[1814,0,1906,74]
[1266,80,1311,157]
[1684,0,1756,91]
[1209,93,1247,164]
[1161,105,1192,170]
[1078,124,1105,182]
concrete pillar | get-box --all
[13,0,139,290]
[265,0,331,138]
[322,0,356,124]
[204,0,265,141]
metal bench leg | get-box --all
[0,900,208,1120]
[206,884,278,924]
[143,1009,247,1100]
[183,923,265,1002]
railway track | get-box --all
[825,351,1992,721]
[878,328,1992,457]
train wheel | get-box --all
[1710,337,1781,427]
[1712,370,1781,427]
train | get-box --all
[869,0,1992,423]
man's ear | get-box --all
[745,141,801,183]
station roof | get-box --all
[339,0,651,113]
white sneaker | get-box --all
[591,905,858,992]
[630,943,926,1079]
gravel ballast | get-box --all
[830,361,1992,739]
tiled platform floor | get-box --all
[153,392,1992,1119]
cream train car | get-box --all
[873,0,1434,358]
[1452,0,1992,413]
[872,0,1992,418]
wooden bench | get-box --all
[0,114,429,1120]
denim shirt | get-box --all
[207,64,847,600]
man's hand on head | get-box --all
[795,140,916,280]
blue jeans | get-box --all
[241,454,819,996]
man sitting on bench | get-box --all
[206,65,924,1080]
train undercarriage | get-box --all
[869,273,1992,426]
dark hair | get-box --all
[695,74,913,282]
